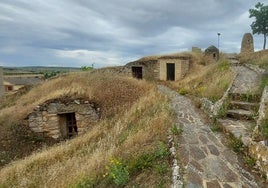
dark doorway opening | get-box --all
[132,67,142,79]
[166,63,175,81]
[59,112,78,138]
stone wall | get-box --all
[241,33,254,54]
[124,60,159,80]
[0,67,4,97]
[28,99,99,139]
[248,85,268,179]
[204,45,219,62]
[125,56,190,81]
[159,58,189,81]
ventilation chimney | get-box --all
[241,33,254,54]
[0,66,4,97]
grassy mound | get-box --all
[174,58,235,101]
[0,71,173,187]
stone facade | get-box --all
[241,33,254,54]
[192,47,202,53]
[204,45,219,62]
[28,99,99,139]
[0,67,4,97]
[159,57,190,81]
[125,54,190,81]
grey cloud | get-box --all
[0,0,267,67]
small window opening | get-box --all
[7,86,13,91]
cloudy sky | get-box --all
[0,0,267,68]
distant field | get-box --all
[3,66,80,75]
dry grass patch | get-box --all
[173,58,235,101]
[240,50,268,70]
[0,71,153,167]
[0,71,151,123]
[0,87,173,187]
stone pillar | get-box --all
[241,33,254,54]
[0,66,4,97]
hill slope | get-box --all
[0,71,173,187]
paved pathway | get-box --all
[158,85,262,188]
[219,65,262,149]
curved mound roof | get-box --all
[205,45,219,53]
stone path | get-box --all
[219,65,261,147]
[231,65,260,95]
[158,85,262,188]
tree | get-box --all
[80,66,93,71]
[249,2,268,49]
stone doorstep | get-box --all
[227,109,255,120]
[218,118,253,146]
[229,101,259,111]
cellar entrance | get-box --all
[59,112,78,138]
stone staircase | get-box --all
[226,93,260,121]
[218,65,262,145]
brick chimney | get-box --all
[0,66,4,97]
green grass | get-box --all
[171,124,183,135]
[72,142,170,188]
[260,73,268,90]
[244,155,256,168]
[261,119,268,139]
[227,135,244,153]
[210,122,222,132]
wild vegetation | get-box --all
[174,56,235,102]
[239,50,268,70]
[0,71,173,187]
[0,51,241,187]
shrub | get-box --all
[227,135,244,153]
[210,123,222,132]
[171,124,183,135]
[261,119,268,139]
[245,156,256,168]
[178,88,187,95]
[217,59,230,71]
[216,100,229,118]
[105,158,129,186]
[260,73,268,90]
[127,142,169,176]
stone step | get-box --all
[227,109,256,120]
[229,93,261,103]
[218,118,254,146]
[230,60,240,66]
[229,101,259,111]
